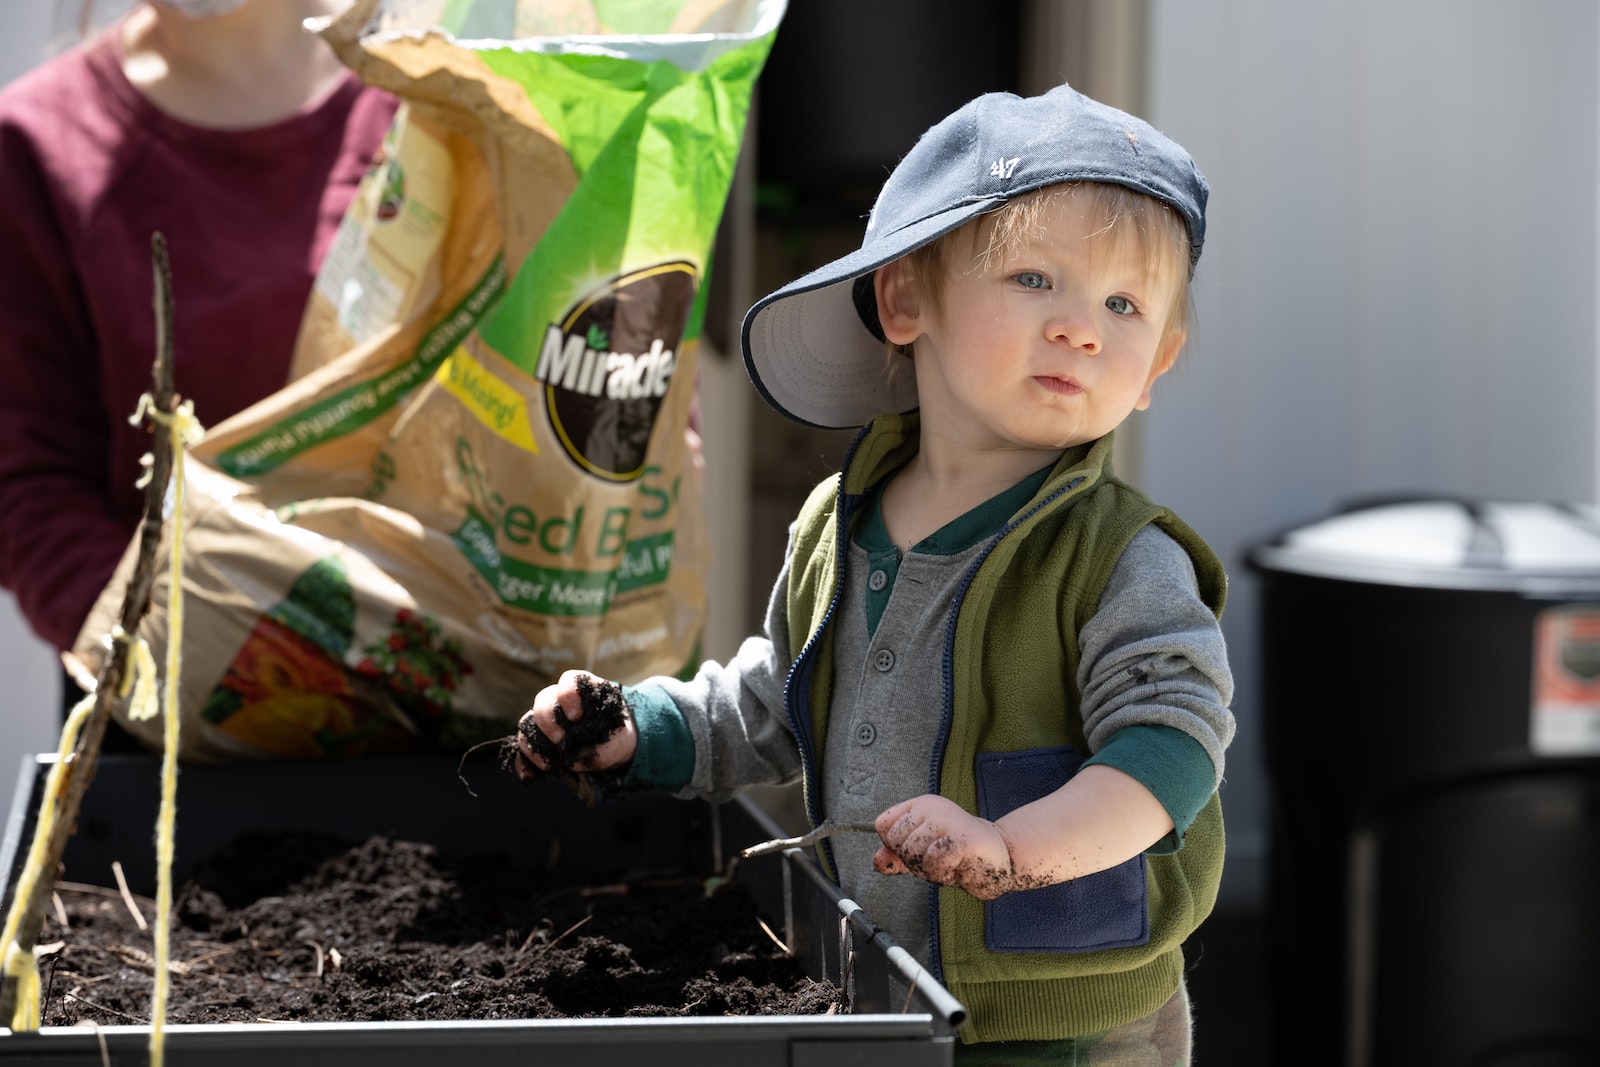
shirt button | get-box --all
[855,722,877,746]
[873,649,895,672]
[868,569,888,591]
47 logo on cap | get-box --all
[534,262,697,482]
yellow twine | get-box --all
[1,945,37,1035]
[0,396,201,1044]
[133,396,200,1067]
[123,636,159,722]
[0,691,94,1031]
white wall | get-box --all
[1140,0,1599,906]
[0,5,77,810]
[1,5,53,82]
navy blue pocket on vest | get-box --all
[974,746,1150,953]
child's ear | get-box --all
[873,258,923,346]
[1135,329,1185,411]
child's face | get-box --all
[877,195,1184,457]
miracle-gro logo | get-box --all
[535,262,696,481]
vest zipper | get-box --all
[926,475,1085,984]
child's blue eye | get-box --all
[1106,295,1135,316]
[1015,271,1049,290]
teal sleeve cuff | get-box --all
[1083,724,1216,855]
[619,683,694,791]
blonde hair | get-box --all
[887,182,1193,359]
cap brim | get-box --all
[741,196,1002,429]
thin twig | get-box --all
[184,945,236,969]
[44,951,58,1016]
[740,821,878,858]
[64,989,144,1025]
[516,919,551,953]
[109,945,191,977]
[57,970,113,985]
[755,916,791,956]
[457,737,507,797]
[56,880,157,907]
[110,862,148,932]
[513,914,591,970]
[0,232,177,1024]
[578,883,628,898]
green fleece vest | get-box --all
[785,414,1228,1042]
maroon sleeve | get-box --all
[0,82,134,652]
[0,37,398,652]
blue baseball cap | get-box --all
[740,82,1209,429]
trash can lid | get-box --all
[1250,499,1600,593]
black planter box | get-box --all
[0,752,964,1065]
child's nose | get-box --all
[1046,305,1100,354]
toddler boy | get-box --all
[519,83,1234,1065]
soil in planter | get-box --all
[37,831,839,1026]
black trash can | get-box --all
[1250,498,1600,1067]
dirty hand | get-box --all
[514,669,637,783]
[872,795,1016,900]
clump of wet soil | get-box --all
[501,675,630,804]
[38,831,839,1027]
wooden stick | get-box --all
[110,863,148,933]
[0,232,178,1023]
[739,821,878,858]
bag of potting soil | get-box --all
[66,0,784,761]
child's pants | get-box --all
[952,977,1192,1067]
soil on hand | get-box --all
[38,832,839,1027]
[502,675,630,803]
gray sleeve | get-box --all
[649,546,804,803]
[1077,524,1236,784]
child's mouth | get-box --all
[1035,375,1084,396]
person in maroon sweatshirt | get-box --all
[0,0,397,669]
